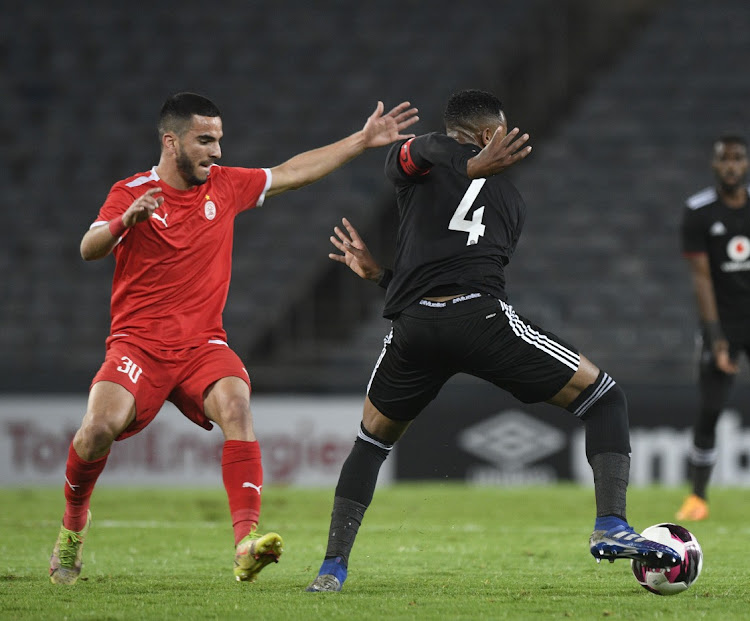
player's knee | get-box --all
[357,422,395,457]
[74,416,119,459]
[693,430,717,450]
[213,396,253,434]
[363,396,408,440]
[222,392,251,419]
[205,379,252,430]
[577,380,631,460]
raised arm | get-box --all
[390,128,531,182]
[266,101,419,198]
[685,253,739,374]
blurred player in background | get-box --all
[677,134,750,521]
[305,89,680,593]
[49,92,418,585]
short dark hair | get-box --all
[715,134,747,150]
[158,92,221,138]
[443,89,503,130]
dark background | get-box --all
[2,0,749,395]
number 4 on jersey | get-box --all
[449,178,487,245]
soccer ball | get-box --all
[631,523,703,595]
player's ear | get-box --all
[481,127,494,147]
[162,132,178,154]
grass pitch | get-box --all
[1,484,748,620]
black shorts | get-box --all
[698,325,750,371]
[367,293,580,421]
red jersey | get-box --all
[92,165,271,349]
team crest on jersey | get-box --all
[727,235,750,262]
[204,195,216,220]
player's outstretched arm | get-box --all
[267,101,419,198]
[466,127,532,179]
[328,217,384,283]
[80,188,163,260]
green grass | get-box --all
[1,485,748,620]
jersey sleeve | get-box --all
[92,184,136,232]
[681,205,707,255]
[384,133,472,184]
[224,167,272,214]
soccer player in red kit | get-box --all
[49,92,419,585]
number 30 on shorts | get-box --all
[116,356,143,384]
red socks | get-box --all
[62,443,109,532]
[62,440,263,544]
[222,440,263,545]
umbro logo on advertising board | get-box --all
[458,410,565,469]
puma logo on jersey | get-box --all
[710,221,727,236]
[151,212,169,227]
[242,482,262,494]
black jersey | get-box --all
[681,185,750,335]
[382,132,526,318]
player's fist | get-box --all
[122,187,164,228]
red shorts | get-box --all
[91,336,251,440]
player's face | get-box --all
[712,141,748,190]
[175,115,223,187]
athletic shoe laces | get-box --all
[58,529,84,566]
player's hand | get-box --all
[466,127,532,179]
[361,101,419,149]
[713,342,739,374]
[122,187,164,228]
[328,218,383,281]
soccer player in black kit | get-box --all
[677,135,750,522]
[306,90,679,592]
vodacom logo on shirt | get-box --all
[721,235,750,272]
[727,235,750,262]
[204,194,217,220]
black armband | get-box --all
[398,138,431,176]
[400,133,472,177]
[376,268,393,290]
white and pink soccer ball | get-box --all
[631,523,703,595]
